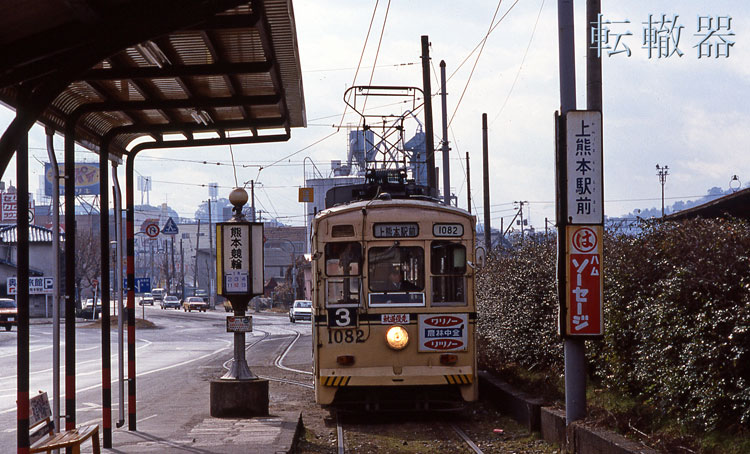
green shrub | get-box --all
[477,218,750,433]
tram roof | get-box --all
[0,0,305,160]
[316,198,474,220]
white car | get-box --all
[289,300,312,323]
[160,295,181,309]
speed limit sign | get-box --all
[145,223,160,238]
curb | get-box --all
[478,371,659,454]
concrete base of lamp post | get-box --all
[210,378,269,417]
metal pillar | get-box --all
[17,130,30,454]
[482,114,490,249]
[125,152,138,430]
[557,0,586,425]
[64,122,77,432]
[421,35,437,194]
[99,141,112,447]
[45,128,61,441]
[112,163,126,429]
[208,199,215,309]
[440,60,451,206]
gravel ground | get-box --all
[262,365,559,454]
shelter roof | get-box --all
[0,0,305,159]
[666,188,750,221]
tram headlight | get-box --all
[385,325,409,350]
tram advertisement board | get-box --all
[216,222,264,297]
[226,316,252,332]
[418,314,468,352]
[563,225,604,337]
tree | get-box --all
[75,228,101,302]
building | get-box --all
[0,224,64,317]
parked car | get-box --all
[160,295,180,309]
[79,298,102,319]
[139,293,154,306]
[0,298,17,331]
[182,296,208,312]
[289,299,312,323]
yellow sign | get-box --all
[298,187,314,203]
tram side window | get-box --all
[431,241,466,306]
[368,246,424,292]
[325,242,362,306]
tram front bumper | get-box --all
[319,365,474,387]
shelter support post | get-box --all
[99,139,112,447]
[17,128,30,454]
[64,121,77,432]
[125,151,138,431]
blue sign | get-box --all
[162,217,179,235]
[134,278,151,294]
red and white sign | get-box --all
[145,223,160,238]
[564,225,604,336]
[0,193,35,223]
[418,314,468,352]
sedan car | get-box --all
[0,298,17,331]
[289,299,312,323]
[139,293,154,306]
[182,296,208,312]
[160,295,181,309]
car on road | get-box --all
[289,299,312,323]
[160,295,181,310]
[152,288,166,304]
[0,298,17,331]
[79,298,102,319]
[139,293,154,306]
[182,296,208,312]
[195,289,209,302]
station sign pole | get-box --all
[210,188,268,417]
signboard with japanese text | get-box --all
[566,111,603,224]
[563,225,604,337]
[373,223,419,238]
[44,162,100,196]
[216,221,264,297]
[0,193,34,223]
[417,313,468,352]
[298,187,314,203]
[7,276,54,295]
[226,316,252,332]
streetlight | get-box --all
[656,164,669,217]
[730,175,741,192]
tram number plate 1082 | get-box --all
[327,307,358,328]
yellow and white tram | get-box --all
[311,169,478,409]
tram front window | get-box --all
[325,242,362,305]
[431,241,466,306]
[368,246,424,292]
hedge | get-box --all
[476,218,750,432]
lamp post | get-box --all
[656,164,669,217]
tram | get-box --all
[311,168,479,409]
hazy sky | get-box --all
[0,0,747,230]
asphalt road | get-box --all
[0,304,313,451]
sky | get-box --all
[0,0,748,231]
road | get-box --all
[0,304,313,451]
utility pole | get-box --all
[207,199,215,309]
[194,219,200,293]
[440,60,451,206]
[180,238,185,300]
[466,152,471,213]
[421,35,437,194]
[656,164,669,217]
[558,0,585,426]
[515,201,528,243]
[482,113,491,250]
[251,180,256,222]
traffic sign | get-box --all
[145,223,160,238]
[162,217,179,235]
[134,277,151,293]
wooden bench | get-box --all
[28,392,100,454]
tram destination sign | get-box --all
[373,223,418,238]
[566,110,603,224]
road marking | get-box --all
[137,414,158,424]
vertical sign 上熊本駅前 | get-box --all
[565,225,603,336]
[566,111,603,224]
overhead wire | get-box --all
[361,0,392,113]
[491,0,545,126]
[336,0,380,132]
